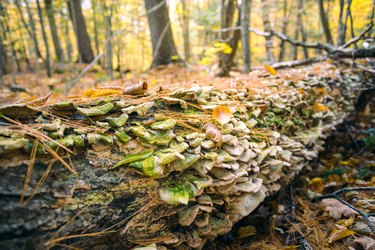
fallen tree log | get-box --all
[0,67,364,249]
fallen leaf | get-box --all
[213,106,232,125]
[83,89,122,98]
[237,225,256,238]
[264,64,277,76]
[327,227,355,244]
[321,198,358,219]
[313,102,329,112]
[336,217,354,227]
[352,236,375,250]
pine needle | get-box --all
[19,140,39,205]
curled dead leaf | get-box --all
[202,122,222,147]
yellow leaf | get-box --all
[264,64,277,76]
[309,177,324,185]
[213,106,232,125]
[83,89,122,98]
[337,217,354,227]
[283,246,300,250]
[328,228,355,243]
[313,102,329,112]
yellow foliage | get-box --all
[83,89,123,98]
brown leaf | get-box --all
[202,122,222,147]
[352,236,375,250]
[123,81,148,95]
[321,198,358,219]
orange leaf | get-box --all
[328,227,355,243]
[313,102,329,112]
[83,89,122,98]
[213,106,232,125]
[264,64,277,76]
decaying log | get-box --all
[0,70,365,249]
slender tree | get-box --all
[0,23,7,78]
[68,0,94,63]
[104,2,113,79]
[180,0,190,62]
[279,0,289,61]
[337,0,346,46]
[218,0,241,77]
[45,0,64,62]
[261,0,274,64]
[92,0,100,58]
[24,0,44,59]
[241,0,250,73]
[15,0,43,60]
[62,9,73,62]
[318,0,333,44]
[144,0,181,67]
[36,0,51,77]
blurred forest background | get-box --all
[0,0,374,82]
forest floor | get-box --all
[0,62,374,249]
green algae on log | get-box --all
[0,70,364,249]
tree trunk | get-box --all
[92,0,101,62]
[144,0,181,68]
[180,0,190,62]
[0,36,7,78]
[68,0,94,63]
[241,0,251,73]
[45,0,64,62]
[15,1,43,61]
[298,0,308,59]
[218,0,241,77]
[278,0,289,62]
[337,0,346,46]
[24,0,44,60]
[262,0,274,64]
[36,0,51,77]
[104,3,113,79]
[318,0,333,44]
[4,18,20,72]
[63,10,73,63]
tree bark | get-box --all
[241,0,251,73]
[318,0,333,44]
[104,3,113,79]
[0,35,7,77]
[144,0,181,68]
[63,10,73,63]
[45,0,64,62]
[261,0,274,64]
[36,0,51,77]
[218,0,241,77]
[337,0,346,46]
[279,0,289,62]
[92,0,101,62]
[180,0,190,62]
[298,0,309,59]
[68,0,94,63]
